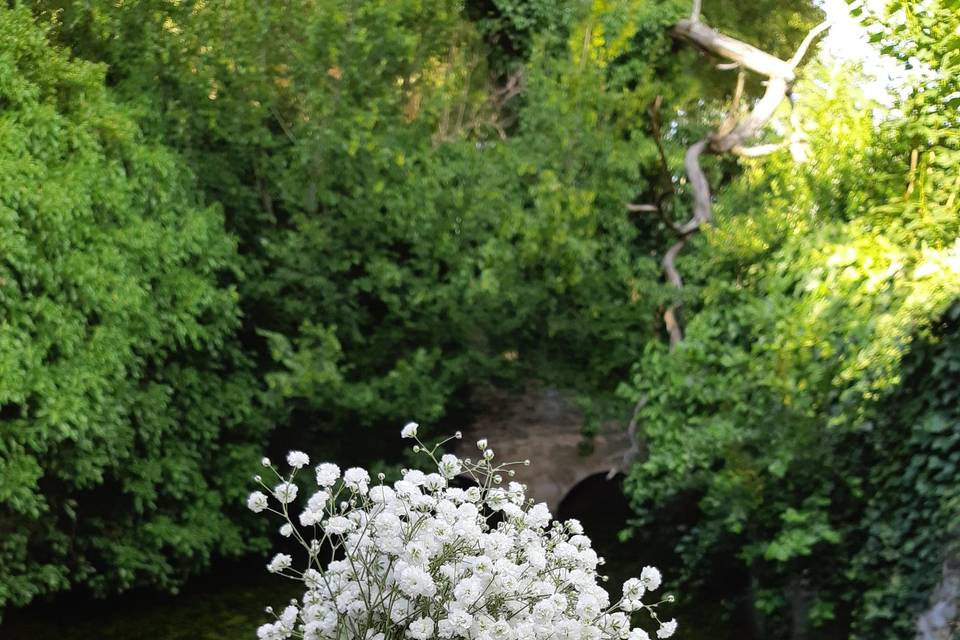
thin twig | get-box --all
[649,96,677,204]
[626,203,660,212]
[732,142,786,157]
[788,20,832,69]
[655,14,829,348]
[690,0,702,22]
[661,237,688,348]
[608,394,649,478]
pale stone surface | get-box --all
[456,388,628,511]
[916,552,960,640]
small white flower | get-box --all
[247,491,268,513]
[641,566,662,591]
[398,565,438,598]
[315,463,341,487]
[303,568,323,590]
[404,469,427,486]
[287,450,310,468]
[343,467,370,493]
[476,438,488,450]
[622,577,646,601]
[526,503,552,528]
[325,516,354,535]
[407,616,435,640]
[401,421,419,438]
[621,598,643,612]
[491,619,513,640]
[261,457,271,467]
[274,482,298,504]
[424,473,446,491]
[486,489,508,511]
[299,509,322,527]
[307,490,330,512]
[251,433,674,640]
[656,619,677,639]
[280,605,298,627]
[257,622,284,640]
[369,485,396,503]
[267,553,292,573]
[439,454,462,479]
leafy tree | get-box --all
[35,0,695,445]
[0,6,267,611]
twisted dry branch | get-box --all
[613,7,830,472]
[659,12,830,347]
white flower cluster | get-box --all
[248,424,676,640]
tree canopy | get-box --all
[0,4,266,610]
[0,1,957,638]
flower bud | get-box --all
[477,438,488,450]
[261,457,271,467]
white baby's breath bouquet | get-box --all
[247,423,677,640]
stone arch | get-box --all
[456,388,629,511]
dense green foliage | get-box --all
[0,6,267,611]
[38,0,702,440]
[620,1,960,636]
[0,1,957,638]
[3,0,689,610]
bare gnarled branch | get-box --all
[618,0,831,472]
[654,8,831,350]
[789,20,832,69]
[672,19,797,80]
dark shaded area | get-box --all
[557,473,755,640]
[0,558,299,640]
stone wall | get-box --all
[456,387,628,511]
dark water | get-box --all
[3,476,727,640]
[1,560,300,640]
